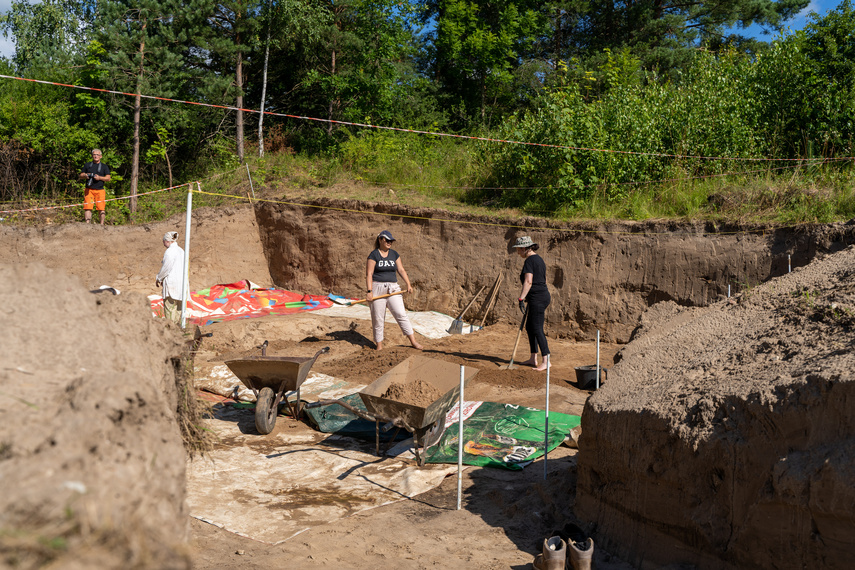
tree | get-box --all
[269,0,424,135]
[427,0,544,126]
[753,0,855,157]
[197,0,261,163]
[0,0,91,71]
[96,0,196,212]
[574,0,809,72]
[256,0,329,156]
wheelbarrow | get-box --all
[225,345,329,435]
[308,355,479,465]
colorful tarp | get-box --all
[305,396,581,471]
[150,280,334,326]
[425,401,581,470]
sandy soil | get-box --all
[576,245,855,568]
[187,313,627,569]
[6,201,852,569]
[1,211,627,569]
[180,302,625,565]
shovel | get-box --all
[501,307,528,369]
[447,285,486,335]
[328,290,404,306]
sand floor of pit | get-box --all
[187,311,630,569]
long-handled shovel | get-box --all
[447,285,486,335]
[501,307,528,369]
[328,290,404,306]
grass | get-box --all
[3,140,855,228]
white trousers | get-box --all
[370,282,414,342]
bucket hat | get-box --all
[512,236,535,248]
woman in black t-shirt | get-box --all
[365,230,423,351]
[512,235,551,370]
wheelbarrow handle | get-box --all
[314,346,330,359]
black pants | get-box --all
[525,292,551,356]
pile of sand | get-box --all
[0,263,192,569]
[381,380,444,407]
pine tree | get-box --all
[96,0,200,212]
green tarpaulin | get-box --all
[425,401,580,470]
[305,397,580,471]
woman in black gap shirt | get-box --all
[512,236,551,370]
[366,230,423,351]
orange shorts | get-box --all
[84,188,106,211]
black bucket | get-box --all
[574,365,607,390]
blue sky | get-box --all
[733,0,829,39]
[0,0,16,59]
[0,0,843,61]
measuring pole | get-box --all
[457,364,465,510]
[544,355,550,480]
[596,330,601,390]
[179,183,194,329]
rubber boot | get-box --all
[532,536,566,570]
[568,537,594,570]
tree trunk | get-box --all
[327,47,336,136]
[554,7,561,70]
[258,5,271,158]
[131,27,146,214]
[236,47,245,163]
[131,89,141,214]
[480,73,486,122]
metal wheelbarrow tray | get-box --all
[358,355,479,465]
[225,346,329,435]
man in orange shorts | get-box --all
[78,149,111,225]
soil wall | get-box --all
[0,263,192,568]
[4,199,855,567]
[575,246,855,568]
[255,200,855,342]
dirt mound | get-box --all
[576,245,855,568]
[0,263,192,569]
[382,379,444,407]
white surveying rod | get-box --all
[596,330,601,390]
[543,355,550,480]
[180,184,194,329]
[457,364,464,510]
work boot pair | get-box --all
[532,535,594,570]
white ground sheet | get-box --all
[314,306,477,339]
[187,404,458,544]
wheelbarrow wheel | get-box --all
[254,387,278,434]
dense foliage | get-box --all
[1,0,854,218]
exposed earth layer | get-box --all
[2,200,854,568]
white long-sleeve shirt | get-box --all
[156,242,185,300]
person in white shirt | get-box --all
[155,231,185,324]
